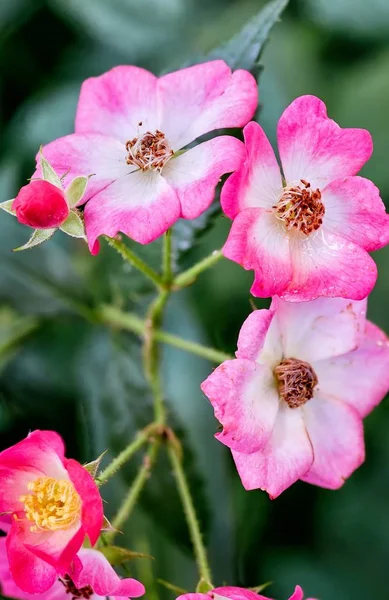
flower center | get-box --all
[125,129,174,172]
[273,179,325,235]
[20,477,82,532]
[60,575,94,600]
[274,357,318,409]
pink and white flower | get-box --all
[0,538,145,600]
[201,296,389,498]
[34,61,258,253]
[0,430,103,593]
[176,584,315,600]
[221,95,389,301]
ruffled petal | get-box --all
[221,121,283,219]
[236,309,275,362]
[84,170,181,250]
[313,321,389,419]
[232,402,314,498]
[301,394,364,489]
[288,586,304,600]
[201,359,279,454]
[223,208,293,298]
[277,95,373,189]
[6,522,58,594]
[322,176,389,251]
[35,134,131,204]
[74,549,145,598]
[162,136,244,219]
[75,66,158,141]
[213,587,270,600]
[158,60,257,149]
[284,229,377,302]
[270,296,367,362]
[65,459,103,547]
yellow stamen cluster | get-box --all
[20,477,81,532]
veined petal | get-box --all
[313,321,389,418]
[162,136,244,219]
[232,402,314,498]
[34,134,131,204]
[284,229,377,302]
[201,359,279,454]
[223,208,293,298]
[84,170,181,250]
[301,394,365,489]
[278,95,373,189]
[322,176,389,251]
[221,121,283,219]
[75,66,158,141]
[270,296,367,362]
[158,60,257,150]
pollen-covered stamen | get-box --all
[273,179,325,235]
[125,129,174,172]
[274,357,318,409]
[59,575,94,600]
[20,476,82,532]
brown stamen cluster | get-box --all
[59,575,94,600]
[125,129,173,172]
[273,179,325,235]
[274,357,318,409]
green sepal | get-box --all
[83,450,107,478]
[102,515,116,532]
[39,147,62,188]
[60,210,86,239]
[66,176,91,207]
[13,228,56,252]
[196,578,214,593]
[157,580,188,595]
[0,199,16,216]
[99,545,153,566]
[249,582,273,593]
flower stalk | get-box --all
[105,236,164,290]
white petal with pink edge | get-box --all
[75,66,158,142]
[284,228,377,302]
[322,176,389,252]
[236,309,275,363]
[313,321,389,419]
[277,95,373,190]
[270,296,367,362]
[221,121,283,219]
[223,208,293,298]
[201,359,279,454]
[232,402,314,498]
[158,60,257,150]
[162,136,244,219]
[84,170,181,250]
[301,394,365,489]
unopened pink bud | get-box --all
[13,180,69,229]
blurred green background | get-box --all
[1,1,389,599]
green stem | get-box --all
[100,305,232,363]
[163,230,173,284]
[174,250,223,289]
[168,443,212,584]
[105,441,159,542]
[105,236,164,290]
[98,427,152,486]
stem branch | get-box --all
[105,236,164,290]
[174,250,223,289]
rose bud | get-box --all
[13,180,69,229]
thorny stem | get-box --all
[100,305,232,364]
[168,443,213,584]
[105,236,164,290]
[173,249,223,289]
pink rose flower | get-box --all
[0,430,103,593]
[176,584,316,600]
[201,297,389,498]
[0,537,145,600]
[34,60,258,253]
[221,95,389,301]
[12,180,70,229]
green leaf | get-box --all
[40,150,62,188]
[0,199,16,216]
[65,176,90,207]
[99,545,153,565]
[206,0,289,73]
[60,211,86,239]
[13,228,56,251]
